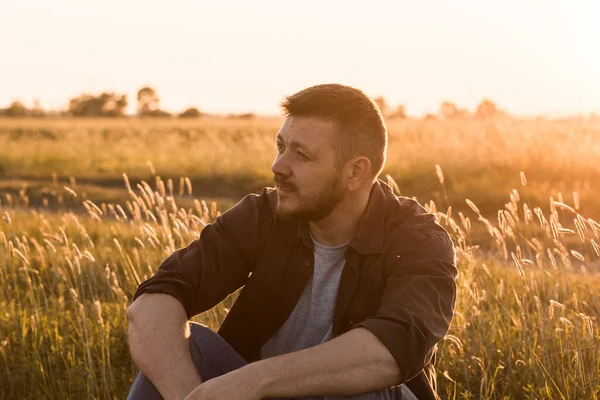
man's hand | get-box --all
[183,367,264,400]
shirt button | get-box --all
[304,260,312,266]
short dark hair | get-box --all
[280,83,387,179]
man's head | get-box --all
[271,83,388,221]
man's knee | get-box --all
[127,323,231,400]
[189,323,221,345]
[188,322,247,381]
[188,323,218,367]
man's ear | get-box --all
[347,156,372,191]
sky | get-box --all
[1,0,599,117]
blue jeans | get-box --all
[127,323,415,400]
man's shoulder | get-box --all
[212,187,280,240]
[246,186,278,206]
[380,189,455,267]
[225,187,278,217]
[380,184,452,247]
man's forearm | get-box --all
[249,327,402,398]
[127,293,202,400]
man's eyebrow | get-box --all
[276,135,312,153]
[291,141,314,155]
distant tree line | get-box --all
[372,96,508,120]
[0,86,204,119]
[1,89,553,120]
[0,100,47,118]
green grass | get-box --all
[1,171,599,399]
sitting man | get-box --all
[126,84,458,400]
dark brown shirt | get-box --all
[133,180,458,400]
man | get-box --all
[126,84,458,400]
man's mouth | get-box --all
[274,178,296,192]
[277,185,295,192]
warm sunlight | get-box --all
[2,2,600,399]
[1,0,599,116]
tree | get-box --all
[4,101,29,117]
[439,101,469,119]
[31,99,46,118]
[68,92,128,117]
[136,86,172,117]
[373,96,389,116]
[178,107,203,118]
[227,112,256,119]
[137,86,159,115]
[439,101,459,119]
[475,99,499,119]
[389,104,407,119]
[144,109,172,117]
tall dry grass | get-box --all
[1,169,599,399]
[1,117,599,217]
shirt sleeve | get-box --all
[355,227,458,382]
[132,188,274,319]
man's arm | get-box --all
[126,191,274,398]
[127,293,202,400]
[258,228,457,398]
[256,327,399,397]
[187,226,457,399]
[132,189,274,320]
[185,327,399,400]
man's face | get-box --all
[271,116,347,221]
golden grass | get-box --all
[0,170,599,399]
[1,117,599,217]
[1,117,600,398]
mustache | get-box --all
[273,174,297,191]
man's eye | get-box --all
[276,143,284,152]
[297,151,308,160]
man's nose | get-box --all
[271,152,291,177]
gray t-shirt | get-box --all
[261,236,412,400]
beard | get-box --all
[274,173,346,222]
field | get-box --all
[1,117,600,399]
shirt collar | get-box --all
[277,179,388,255]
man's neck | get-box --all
[308,186,372,247]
